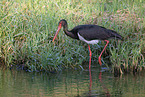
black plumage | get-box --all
[70,24,122,40]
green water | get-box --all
[0,66,145,97]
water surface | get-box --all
[0,66,145,97]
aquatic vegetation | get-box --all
[0,0,144,73]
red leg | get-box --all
[98,40,109,66]
[88,44,92,70]
[88,44,92,95]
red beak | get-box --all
[52,24,62,42]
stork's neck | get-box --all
[62,24,76,39]
[62,24,68,33]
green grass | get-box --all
[0,0,145,73]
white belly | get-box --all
[78,33,99,44]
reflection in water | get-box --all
[89,66,92,96]
[88,67,110,97]
[0,67,145,97]
[99,72,110,97]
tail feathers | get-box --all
[109,30,123,40]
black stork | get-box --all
[52,19,122,68]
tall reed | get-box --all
[0,0,144,73]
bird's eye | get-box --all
[59,22,62,25]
